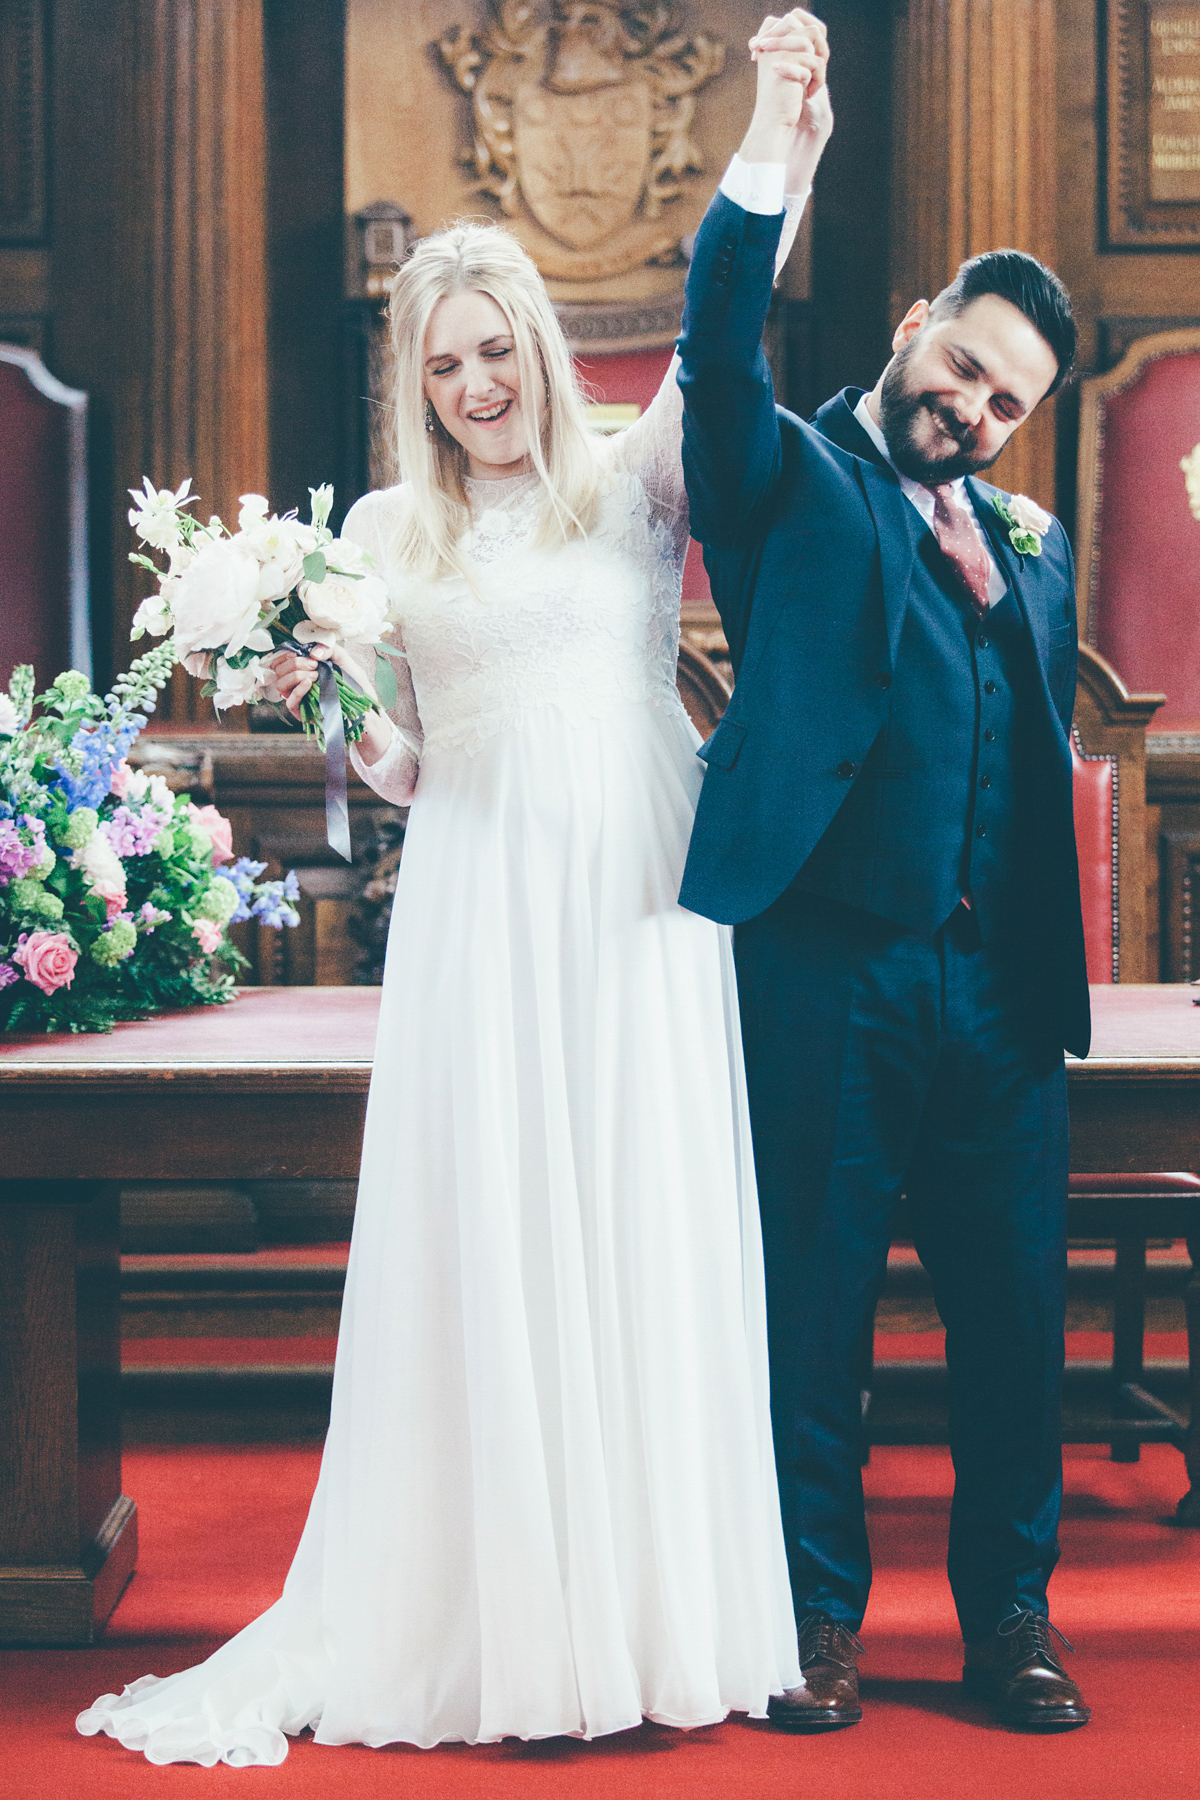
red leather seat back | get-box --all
[1088,346,1200,729]
[1071,735,1116,984]
[0,350,87,690]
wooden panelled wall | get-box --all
[890,0,1059,512]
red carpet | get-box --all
[4,1444,1198,1799]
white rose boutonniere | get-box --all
[991,492,1053,559]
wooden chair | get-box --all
[0,344,90,688]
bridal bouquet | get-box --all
[127,480,404,736]
[0,651,298,1034]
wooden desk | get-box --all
[1,985,1198,1643]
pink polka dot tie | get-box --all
[931,485,992,616]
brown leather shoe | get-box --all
[962,1612,1090,1729]
[768,1612,864,1731]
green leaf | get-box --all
[302,550,327,584]
[373,658,398,711]
[371,640,407,662]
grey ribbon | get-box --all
[281,640,352,863]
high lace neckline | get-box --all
[463,470,539,500]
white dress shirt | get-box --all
[853,393,1006,607]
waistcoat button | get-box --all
[980,775,992,788]
[984,679,997,695]
[976,823,987,837]
[977,635,990,649]
[836,760,857,780]
[875,671,892,689]
[984,728,996,742]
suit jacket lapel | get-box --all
[968,478,1050,673]
[813,391,914,666]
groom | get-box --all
[678,12,1091,1732]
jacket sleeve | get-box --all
[677,189,787,552]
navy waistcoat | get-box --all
[793,491,1043,940]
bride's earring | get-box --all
[424,400,436,437]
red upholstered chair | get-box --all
[0,345,90,689]
[1076,328,1200,735]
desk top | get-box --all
[0,987,381,1088]
[0,983,1197,1085]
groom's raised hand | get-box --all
[741,10,831,168]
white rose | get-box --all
[235,517,309,605]
[131,589,174,638]
[1008,494,1052,537]
[171,536,263,659]
[183,650,213,677]
[297,571,389,645]
[211,655,267,710]
[0,693,17,735]
[325,536,371,576]
[72,830,127,897]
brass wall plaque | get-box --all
[1108,0,1200,242]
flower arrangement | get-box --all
[127,480,404,735]
[0,651,298,1034]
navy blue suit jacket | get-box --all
[676,190,1090,1058]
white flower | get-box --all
[72,829,127,898]
[235,516,312,606]
[171,536,263,659]
[182,650,212,678]
[128,477,192,550]
[0,693,17,735]
[298,570,389,645]
[131,589,174,639]
[1008,494,1052,538]
[237,493,271,530]
[211,655,267,710]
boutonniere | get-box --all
[991,492,1052,559]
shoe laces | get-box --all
[797,1611,865,1669]
[997,1610,1075,1661]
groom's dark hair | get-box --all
[929,249,1077,396]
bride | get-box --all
[78,17,832,1765]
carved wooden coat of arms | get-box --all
[439,1,725,286]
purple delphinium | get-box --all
[0,960,18,990]
[252,870,300,930]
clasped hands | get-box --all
[744,9,833,176]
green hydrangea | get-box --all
[198,875,239,925]
[31,848,57,879]
[186,822,214,861]
[52,670,92,707]
[35,890,64,921]
[153,827,176,860]
[91,917,137,965]
[62,807,99,849]
[8,876,45,913]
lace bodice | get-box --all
[343,370,691,801]
[342,190,807,807]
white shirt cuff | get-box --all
[719,153,787,216]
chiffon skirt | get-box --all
[77,697,800,1764]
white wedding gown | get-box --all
[77,356,801,1766]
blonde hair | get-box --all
[386,220,605,581]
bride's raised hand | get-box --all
[741,10,829,161]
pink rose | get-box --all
[192,918,224,954]
[109,759,133,799]
[98,883,127,921]
[14,930,78,994]
[188,803,234,864]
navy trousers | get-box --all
[734,889,1068,1642]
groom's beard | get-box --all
[877,346,1001,485]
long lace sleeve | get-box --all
[610,186,811,539]
[341,492,424,807]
